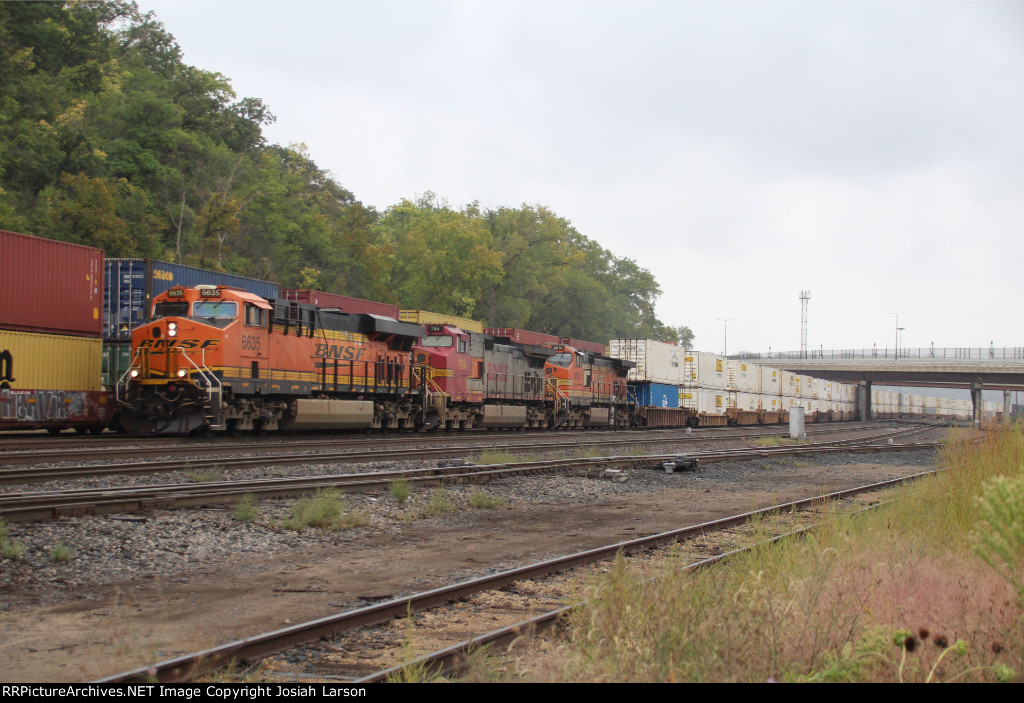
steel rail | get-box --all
[0,436,942,523]
[0,424,932,486]
[0,420,904,467]
[0,431,940,522]
[97,471,932,683]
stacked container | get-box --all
[399,310,484,333]
[1,231,113,431]
[282,290,399,318]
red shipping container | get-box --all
[0,230,103,337]
[567,338,607,354]
[485,328,561,346]
[282,289,399,318]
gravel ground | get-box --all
[0,440,941,606]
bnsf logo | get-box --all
[315,344,367,361]
[137,339,219,350]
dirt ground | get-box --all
[0,458,929,682]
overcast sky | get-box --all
[139,0,1024,355]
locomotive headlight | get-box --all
[176,368,187,378]
[167,322,178,337]
[129,369,139,378]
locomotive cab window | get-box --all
[153,301,188,319]
[547,353,572,368]
[419,335,453,348]
[193,301,237,319]
[244,304,265,327]
[458,338,467,353]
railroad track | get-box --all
[0,423,934,485]
[0,420,926,464]
[97,471,931,683]
[0,428,941,522]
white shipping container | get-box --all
[796,375,817,399]
[684,352,727,389]
[679,387,727,416]
[726,360,761,393]
[817,378,831,400]
[780,370,798,397]
[728,391,760,412]
[608,339,687,385]
[761,366,782,396]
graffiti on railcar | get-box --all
[0,387,87,421]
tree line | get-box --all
[0,1,693,346]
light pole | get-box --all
[887,312,907,359]
[717,318,735,357]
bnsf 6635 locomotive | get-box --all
[119,285,425,434]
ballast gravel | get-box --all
[0,440,942,609]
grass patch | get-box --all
[231,494,259,522]
[476,450,523,465]
[389,478,413,505]
[752,436,806,447]
[185,466,225,483]
[0,516,26,559]
[48,542,73,563]
[481,426,1024,682]
[468,492,506,509]
[281,489,368,532]
[423,488,455,517]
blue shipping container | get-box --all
[103,259,282,340]
[630,382,681,408]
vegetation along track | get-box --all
[99,473,928,683]
[0,427,940,522]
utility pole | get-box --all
[717,318,735,357]
[800,291,811,359]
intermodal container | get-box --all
[485,328,561,346]
[282,290,399,318]
[679,387,727,416]
[399,310,484,334]
[102,340,133,388]
[608,339,686,384]
[567,338,607,355]
[683,352,727,389]
[1,230,103,337]
[726,360,760,393]
[104,259,282,340]
[630,382,681,408]
[761,366,782,396]
[1,330,103,391]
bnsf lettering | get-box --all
[315,344,366,361]
[137,339,220,350]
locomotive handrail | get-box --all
[114,347,146,406]
[173,346,223,428]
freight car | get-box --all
[0,231,113,433]
[118,286,638,434]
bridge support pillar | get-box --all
[971,382,983,428]
[1004,390,1012,424]
[858,381,872,421]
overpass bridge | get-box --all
[730,346,1024,426]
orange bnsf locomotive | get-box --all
[118,285,425,434]
[118,286,636,434]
